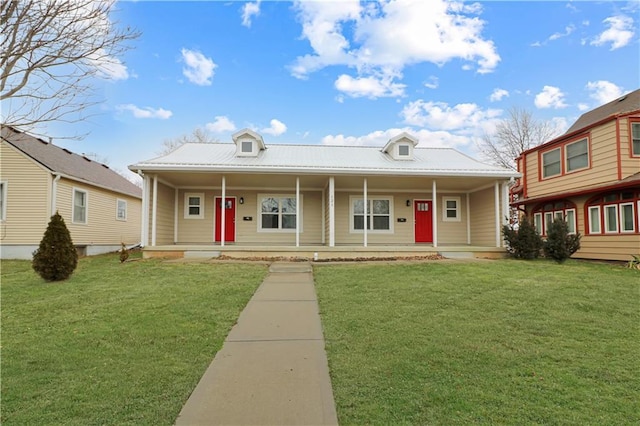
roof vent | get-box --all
[617,95,627,102]
[62,148,72,154]
[38,138,48,145]
[101,163,109,169]
[82,156,91,162]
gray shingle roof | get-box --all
[565,89,640,134]
[2,126,142,199]
[130,142,517,178]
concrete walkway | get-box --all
[175,262,338,426]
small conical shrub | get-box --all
[32,212,78,281]
[502,216,543,259]
[543,218,581,263]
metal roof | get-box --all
[130,142,518,178]
[2,126,142,199]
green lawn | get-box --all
[313,260,640,425]
[1,254,268,425]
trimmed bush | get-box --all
[502,216,543,260]
[32,212,78,281]
[543,218,581,263]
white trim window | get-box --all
[398,144,410,157]
[533,212,543,235]
[632,122,640,157]
[542,148,561,178]
[565,138,589,172]
[533,200,577,236]
[184,193,204,219]
[259,195,301,232]
[442,197,461,222]
[73,188,87,224]
[241,141,253,153]
[604,204,618,233]
[116,199,127,221]
[350,196,393,233]
[620,202,635,232]
[565,209,576,234]
[0,181,6,221]
[588,206,601,234]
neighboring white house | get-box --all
[1,125,142,259]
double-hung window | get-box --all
[542,148,561,178]
[73,188,87,224]
[532,200,577,236]
[116,199,127,221]
[351,197,392,232]
[587,191,640,235]
[184,193,204,219]
[632,122,640,157]
[259,196,299,231]
[565,138,588,172]
[442,197,461,222]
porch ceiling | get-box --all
[153,171,502,192]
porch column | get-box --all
[142,174,150,246]
[329,177,335,247]
[321,188,326,245]
[221,175,226,247]
[174,188,178,244]
[432,180,438,248]
[363,177,368,247]
[494,181,500,248]
[501,181,509,228]
[466,192,471,245]
[296,176,300,247]
[151,175,158,246]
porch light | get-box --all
[406,199,411,207]
[239,197,244,204]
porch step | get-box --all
[438,251,475,259]
[184,250,221,259]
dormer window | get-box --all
[232,128,266,157]
[382,132,418,161]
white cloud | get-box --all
[321,127,473,149]
[489,88,509,102]
[334,74,406,98]
[241,1,261,28]
[424,76,439,89]
[116,104,172,119]
[401,100,502,131]
[181,48,216,86]
[534,86,567,109]
[549,24,576,41]
[577,103,590,111]
[586,81,624,105]
[591,15,635,50]
[88,48,129,80]
[206,116,237,133]
[290,0,500,98]
[261,119,287,136]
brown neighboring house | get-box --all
[1,125,142,259]
[512,89,640,261]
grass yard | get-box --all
[314,259,640,425]
[1,253,268,425]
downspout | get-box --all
[138,170,148,247]
[51,174,61,216]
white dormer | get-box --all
[232,128,266,157]
[381,132,418,160]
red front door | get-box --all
[215,197,235,243]
[414,200,433,243]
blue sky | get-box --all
[44,0,639,180]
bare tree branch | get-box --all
[0,0,139,136]
[478,107,560,170]
[158,127,219,155]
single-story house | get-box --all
[1,125,142,259]
[129,130,518,259]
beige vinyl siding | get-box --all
[438,194,467,244]
[526,122,621,198]
[469,187,497,246]
[324,187,330,244]
[176,189,213,243]
[0,141,51,243]
[619,117,640,177]
[576,235,640,261]
[57,179,141,245]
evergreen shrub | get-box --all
[502,216,543,260]
[32,212,78,281]
[543,218,581,263]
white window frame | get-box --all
[588,206,601,234]
[349,196,394,234]
[257,194,303,233]
[565,209,576,234]
[398,144,410,157]
[184,192,205,219]
[0,181,6,221]
[442,197,461,222]
[72,188,88,224]
[544,212,553,234]
[116,199,127,221]
[533,212,543,235]
[542,148,561,178]
[241,141,253,153]
[604,204,618,233]
[565,138,589,172]
[620,202,635,233]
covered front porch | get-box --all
[139,171,511,260]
